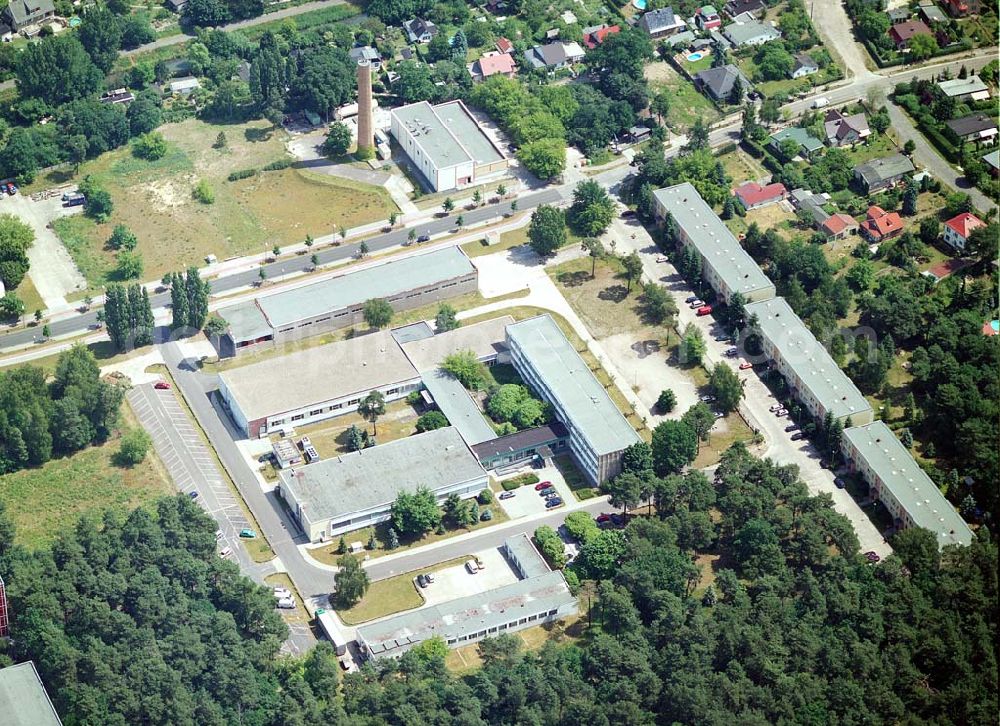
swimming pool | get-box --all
[687,52,705,61]
[632,0,647,9]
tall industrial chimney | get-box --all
[356,58,374,156]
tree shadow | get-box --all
[598,284,628,302]
[557,270,590,287]
[630,339,661,359]
[245,127,273,143]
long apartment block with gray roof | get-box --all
[506,315,640,484]
[842,421,972,548]
[652,182,776,303]
[390,99,508,192]
[356,534,577,659]
[745,297,872,426]
[217,247,477,356]
[278,426,488,540]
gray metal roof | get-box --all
[4,0,54,25]
[279,427,486,523]
[390,321,435,345]
[0,662,63,726]
[722,18,780,45]
[694,64,752,99]
[356,570,574,656]
[218,300,271,343]
[392,101,504,170]
[506,315,640,457]
[400,315,513,372]
[505,533,551,579]
[639,7,684,34]
[471,421,569,461]
[983,149,1000,170]
[744,297,871,422]
[652,182,775,299]
[421,369,497,446]
[219,330,418,422]
[938,75,989,97]
[253,247,474,330]
[843,422,972,548]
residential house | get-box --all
[348,46,381,68]
[768,127,824,159]
[824,109,871,146]
[100,88,135,105]
[695,4,722,30]
[918,1,948,23]
[944,0,981,16]
[820,213,859,240]
[469,51,517,81]
[1,0,54,31]
[944,113,998,144]
[790,187,830,226]
[734,181,787,210]
[724,0,766,18]
[168,77,201,95]
[942,211,985,250]
[859,206,904,243]
[693,64,753,102]
[886,7,911,23]
[791,52,819,78]
[723,17,781,46]
[888,19,934,50]
[923,258,971,284]
[853,153,914,192]
[938,75,992,101]
[403,18,438,44]
[583,23,620,48]
[495,37,514,54]
[983,149,999,176]
[522,41,585,72]
[638,7,686,38]
[664,29,697,48]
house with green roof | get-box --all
[768,126,824,159]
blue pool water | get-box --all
[687,52,705,61]
[633,0,647,9]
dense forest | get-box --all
[1,442,995,724]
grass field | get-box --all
[14,275,44,317]
[547,255,649,340]
[444,613,585,675]
[691,413,756,469]
[3,339,152,377]
[0,403,173,548]
[718,148,768,186]
[277,399,419,458]
[335,558,470,625]
[46,118,397,292]
[645,61,721,131]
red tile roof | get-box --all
[584,24,620,49]
[925,258,971,282]
[944,212,985,240]
[821,213,858,236]
[860,206,904,241]
[477,51,516,77]
[495,37,514,54]
[734,181,787,207]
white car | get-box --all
[466,560,479,574]
[273,587,292,599]
[655,256,668,263]
[218,547,232,558]
[215,530,224,540]
[276,597,295,609]
[769,404,783,412]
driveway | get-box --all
[418,548,518,607]
[2,193,86,312]
[496,464,571,519]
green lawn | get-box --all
[0,404,173,548]
[645,62,721,131]
[841,132,900,166]
[13,275,45,316]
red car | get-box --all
[596,513,611,523]
[154,381,171,390]
[738,360,753,370]
[696,305,713,316]
[534,480,552,490]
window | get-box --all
[386,388,399,395]
[348,399,359,406]
[310,409,322,416]
[331,403,343,410]
[292,414,304,421]
[272,418,285,426]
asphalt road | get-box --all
[0,187,563,352]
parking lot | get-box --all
[413,547,519,608]
[495,464,572,519]
[128,383,250,538]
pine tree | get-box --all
[185,267,210,330]
[135,287,154,346]
[386,527,399,550]
[366,532,377,550]
[337,536,347,554]
[126,285,142,342]
[104,284,127,350]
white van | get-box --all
[276,597,296,609]
[811,96,830,109]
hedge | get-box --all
[262,159,293,171]
[227,168,257,182]
[501,472,540,490]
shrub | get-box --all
[501,472,539,490]
[132,132,167,161]
[116,428,151,466]
[533,525,566,568]
[415,410,448,432]
[192,179,215,204]
[477,488,493,505]
[480,509,493,521]
[262,159,292,172]
[227,168,257,182]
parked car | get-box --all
[416,233,431,243]
[790,432,806,441]
[685,295,699,304]
[63,193,86,207]
[713,410,725,418]
[239,528,257,538]
[864,550,880,563]
[725,347,738,357]
[689,299,705,308]
[214,529,223,540]
[416,574,428,588]
[655,255,668,263]
[424,572,435,583]
[258,453,274,463]
[218,547,232,558]
[775,409,788,417]
[812,96,830,109]
[596,513,611,523]
[474,556,485,570]
[696,305,713,316]
[6,183,17,195]
[276,597,296,609]
[498,491,515,500]
[188,491,199,499]
[714,334,730,342]
[273,587,291,599]
[769,404,783,412]
[465,560,479,574]
[784,424,799,432]
[739,360,753,370]
[534,481,552,490]
[834,477,845,489]
[539,487,556,497]
[622,210,637,217]
[700,394,715,402]
[545,497,564,508]
[154,381,171,390]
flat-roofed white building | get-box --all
[390,100,508,192]
[842,421,972,548]
[652,182,776,303]
[217,330,421,438]
[278,426,488,540]
[506,315,641,484]
[744,297,873,426]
